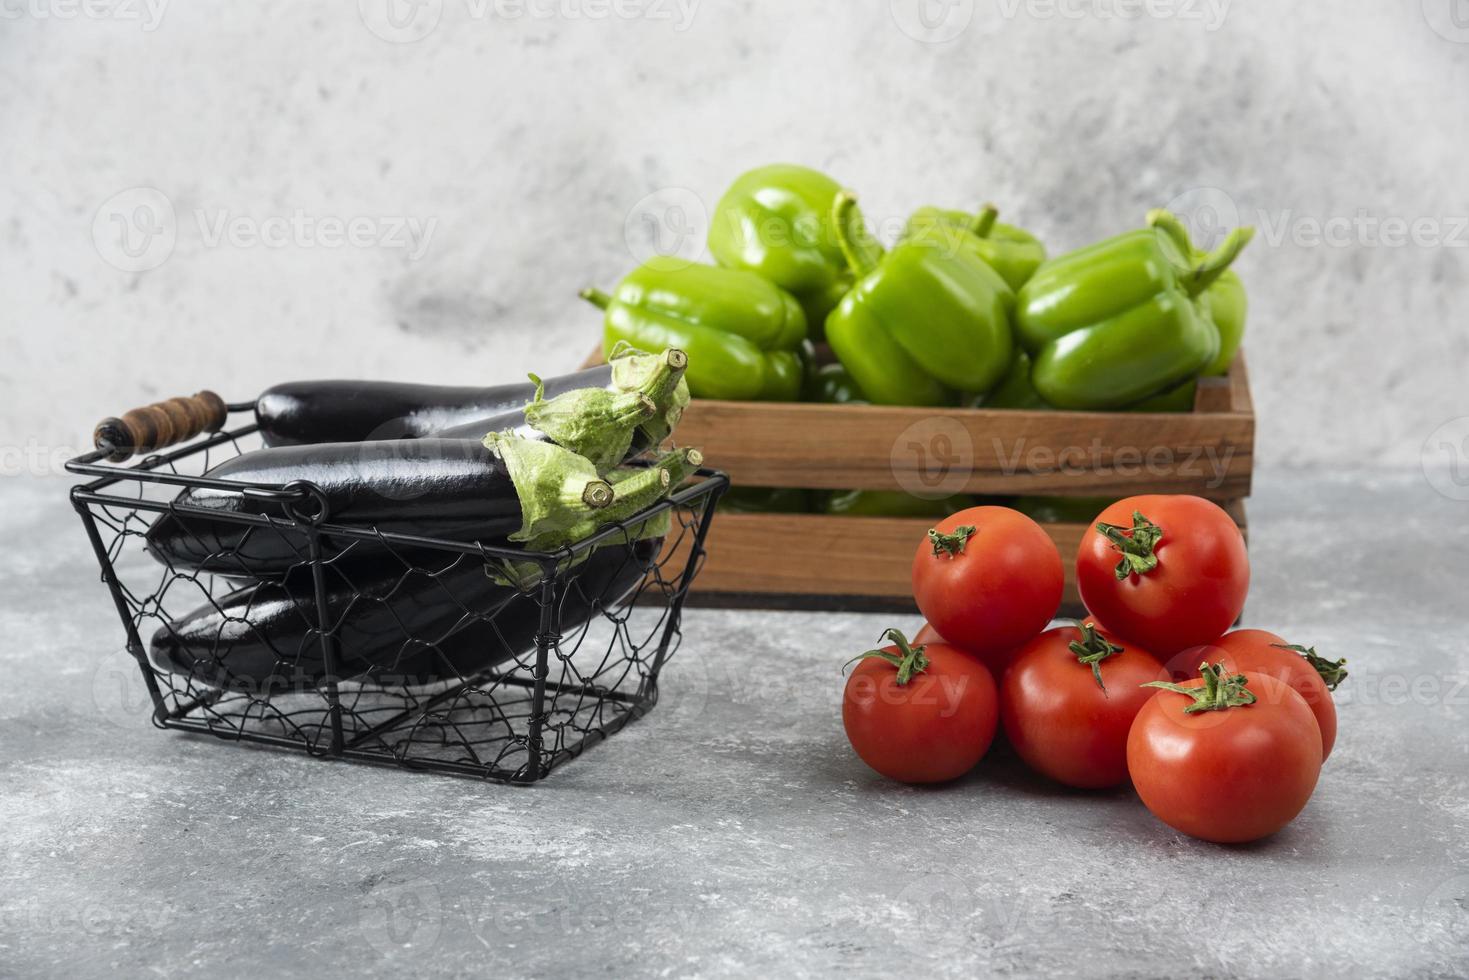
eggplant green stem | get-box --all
[928,525,976,559]
[1069,621,1124,694]
[842,628,930,687]
[608,346,690,447]
[1274,642,1349,691]
[1095,511,1163,580]
[522,374,658,473]
[832,191,886,279]
[483,432,615,543]
[968,203,999,240]
[1142,662,1257,714]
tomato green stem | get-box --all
[1069,621,1124,693]
[842,628,930,686]
[928,524,977,559]
[1142,662,1257,714]
[1095,510,1164,580]
[1274,642,1348,691]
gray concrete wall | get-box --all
[3,1,1465,472]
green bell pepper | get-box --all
[825,192,1015,406]
[822,489,972,519]
[979,348,1197,412]
[1128,379,1198,413]
[718,486,815,514]
[978,348,1050,409]
[584,260,808,402]
[1148,210,1249,376]
[903,204,1047,292]
[707,164,852,340]
[803,362,867,404]
[1011,495,1114,525]
[1014,219,1254,410]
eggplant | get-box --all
[150,537,661,692]
[255,367,614,446]
[145,438,612,576]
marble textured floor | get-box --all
[1,468,1466,978]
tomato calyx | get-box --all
[1273,642,1348,691]
[927,525,976,559]
[1142,662,1257,714]
[843,628,931,686]
[1068,621,1124,694]
[1095,510,1163,580]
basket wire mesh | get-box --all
[67,409,726,783]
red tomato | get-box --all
[914,621,1023,677]
[1127,666,1322,843]
[912,507,1063,660]
[843,629,999,784]
[1076,495,1249,657]
[1001,623,1165,788]
[1196,629,1343,761]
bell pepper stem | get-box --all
[841,628,930,687]
[1147,208,1195,257]
[1183,225,1255,297]
[580,287,614,311]
[832,191,885,279]
[967,203,999,240]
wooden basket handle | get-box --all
[94,390,228,462]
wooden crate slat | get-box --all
[663,502,1249,615]
[587,346,1254,500]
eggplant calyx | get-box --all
[523,376,657,474]
[484,432,615,543]
[609,346,691,446]
[491,459,683,587]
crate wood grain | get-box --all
[585,350,1253,500]
[583,346,1254,612]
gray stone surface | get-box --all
[3,3,1468,473]
[2,468,1466,978]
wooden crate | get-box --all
[589,349,1254,615]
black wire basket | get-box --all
[67,393,727,784]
